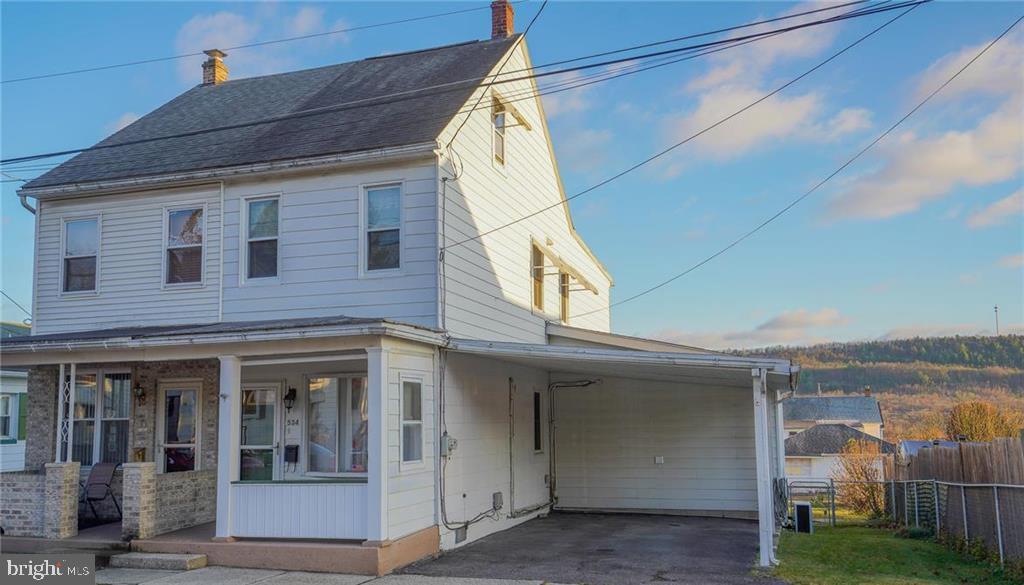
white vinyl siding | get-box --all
[221,163,438,327]
[554,377,757,514]
[437,43,611,342]
[33,186,221,334]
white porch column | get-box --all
[366,347,390,542]
[215,355,241,539]
[775,389,786,480]
[55,363,76,463]
[751,368,776,567]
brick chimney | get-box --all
[202,49,229,85]
[491,0,514,39]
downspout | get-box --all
[19,194,37,214]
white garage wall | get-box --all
[553,376,757,516]
[438,352,551,549]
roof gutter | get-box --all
[18,141,438,200]
[19,194,36,214]
[1,321,445,356]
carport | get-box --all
[445,339,795,568]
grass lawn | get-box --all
[773,526,1019,585]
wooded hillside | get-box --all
[739,335,1024,441]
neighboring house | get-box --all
[783,392,884,440]
[1,322,31,339]
[785,423,895,482]
[1,2,795,573]
[0,371,28,471]
[898,439,960,458]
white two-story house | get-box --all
[1,2,795,574]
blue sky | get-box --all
[2,1,1021,348]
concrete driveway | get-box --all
[401,512,785,585]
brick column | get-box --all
[26,367,59,470]
[44,462,80,539]
[122,462,157,540]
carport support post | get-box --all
[751,368,775,567]
[215,355,242,540]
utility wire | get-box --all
[574,13,1024,319]
[1,0,922,167]
[441,0,927,251]
[1,2,515,84]
[0,290,32,318]
[4,6,893,185]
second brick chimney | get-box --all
[491,0,514,39]
[202,49,229,85]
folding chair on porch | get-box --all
[79,462,122,520]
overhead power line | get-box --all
[1,0,922,167]
[2,2,899,184]
[0,290,32,318]
[574,13,1024,319]
[440,0,927,251]
[1,2,518,84]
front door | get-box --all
[157,381,202,472]
[240,384,280,481]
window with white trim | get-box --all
[493,97,506,164]
[72,370,131,466]
[365,185,401,271]
[559,272,570,323]
[531,245,544,311]
[0,395,11,439]
[165,207,204,284]
[63,218,98,292]
[245,197,279,279]
[307,376,368,474]
[401,380,423,463]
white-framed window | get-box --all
[0,395,11,439]
[401,379,423,464]
[243,196,280,280]
[559,272,570,323]
[531,245,544,311]
[72,370,131,466]
[493,97,507,165]
[62,217,99,293]
[363,184,401,273]
[533,391,543,453]
[165,206,204,285]
[157,380,202,473]
[306,375,368,475]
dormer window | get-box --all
[493,97,507,165]
[63,217,98,293]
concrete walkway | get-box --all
[96,567,571,585]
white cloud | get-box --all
[556,128,613,173]
[998,253,1024,269]
[827,97,1023,220]
[175,12,262,83]
[108,112,140,133]
[288,6,325,36]
[820,107,872,140]
[541,71,593,118]
[649,307,848,349]
[966,189,1024,229]
[913,32,1023,103]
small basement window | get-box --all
[165,207,204,284]
[493,97,507,165]
[63,217,98,292]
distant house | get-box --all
[898,439,959,458]
[1,322,30,339]
[783,392,884,440]
[0,370,28,471]
[785,423,895,481]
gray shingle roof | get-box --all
[785,424,895,456]
[24,36,520,190]
[784,395,883,424]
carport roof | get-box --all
[447,338,796,390]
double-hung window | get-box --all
[493,98,507,164]
[307,376,368,474]
[0,395,11,439]
[245,197,279,279]
[365,185,401,272]
[165,207,204,284]
[63,218,98,293]
[72,371,131,466]
[401,380,423,464]
[531,245,545,310]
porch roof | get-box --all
[447,338,797,390]
[0,316,444,355]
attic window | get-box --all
[493,98,507,164]
[531,245,544,311]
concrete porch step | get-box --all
[110,552,208,571]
